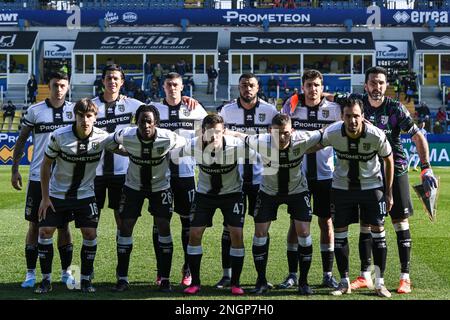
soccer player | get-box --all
[320,97,394,298]
[36,98,120,294]
[11,72,74,289]
[333,67,438,294]
[231,113,322,295]
[280,69,340,289]
[216,73,278,288]
[153,72,208,286]
[112,104,188,293]
[183,114,247,296]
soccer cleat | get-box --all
[350,276,374,290]
[181,269,192,286]
[155,275,161,286]
[250,280,270,295]
[321,274,339,289]
[375,285,392,298]
[277,274,297,289]
[34,280,52,294]
[397,279,412,294]
[61,272,75,286]
[331,281,351,296]
[159,279,173,293]
[231,285,244,296]
[113,279,130,292]
[21,278,36,288]
[80,279,96,293]
[215,276,231,289]
[184,285,201,295]
[298,283,314,296]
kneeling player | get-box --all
[36,98,121,294]
[182,114,247,296]
[112,104,188,293]
[320,98,394,298]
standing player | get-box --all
[153,72,208,286]
[183,114,247,296]
[216,73,278,288]
[36,98,120,293]
[11,72,74,288]
[112,104,188,293]
[332,67,438,294]
[280,70,340,289]
[319,98,394,298]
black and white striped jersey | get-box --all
[21,99,75,182]
[113,127,188,193]
[181,136,246,195]
[92,95,142,176]
[45,125,115,200]
[245,130,322,196]
[153,100,208,178]
[282,95,341,181]
[321,121,392,191]
[219,98,279,185]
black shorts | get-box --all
[170,177,195,217]
[307,179,332,218]
[24,180,41,223]
[190,192,245,228]
[242,183,260,217]
[389,174,414,220]
[331,188,387,229]
[39,197,98,229]
[254,191,312,223]
[119,186,173,220]
[94,175,126,210]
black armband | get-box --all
[420,162,431,170]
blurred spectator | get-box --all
[124,77,137,98]
[9,57,16,73]
[267,75,278,98]
[405,85,414,103]
[206,65,218,94]
[393,77,401,100]
[134,87,147,103]
[153,63,163,83]
[416,101,430,121]
[169,64,177,74]
[144,58,152,89]
[436,106,448,127]
[94,76,103,96]
[150,78,160,100]
[1,100,16,131]
[176,59,186,75]
[106,57,114,66]
[184,76,195,95]
[258,57,268,73]
[433,121,444,134]
[27,74,37,104]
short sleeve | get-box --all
[45,133,60,159]
[377,131,392,158]
[21,108,35,128]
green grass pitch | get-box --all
[0,166,449,300]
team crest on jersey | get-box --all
[381,115,389,125]
[322,110,329,118]
[118,104,125,112]
[92,142,99,150]
[66,111,73,119]
[258,113,266,122]
[182,108,190,117]
[363,143,371,151]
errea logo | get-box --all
[394,10,448,24]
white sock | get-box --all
[118,276,129,282]
[400,273,410,280]
[362,271,371,280]
[375,278,385,288]
[324,272,332,278]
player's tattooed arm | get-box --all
[11,125,32,190]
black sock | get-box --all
[334,234,349,279]
[320,247,334,274]
[25,244,38,270]
[287,243,298,274]
[187,245,202,286]
[58,243,73,272]
[158,236,173,279]
[152,225,161,277]
[371,232,387,278]
[38,238,54,275]
[230,248,245,286]
[298,238,312,285]
[252,236,269,283]
[396,229,411,274]
[180,216,190,271]
[359,231,373,272]
[116,236,133,278]
[81,239,97,279]
[221,229,231,270]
